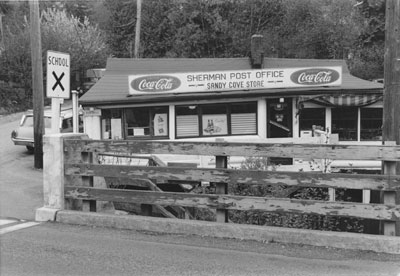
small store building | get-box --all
[79,47,383,169]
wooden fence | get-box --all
[62,138,400,236]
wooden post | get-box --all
[382,141,398,236]
[382,0,400,236]
[215,155,228,223]
[29,0,44,169]
[328,188,335,202]
[134,0,142,58]
[82,151,96,212]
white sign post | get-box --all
[46,51,70,133]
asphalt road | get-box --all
[1,222,400,276]
[1,114,400,276]
[0,113,43,220]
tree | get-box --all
[103,0,286,58]
[103,0,136,58]
[0,2,31,88]
[1,0,387,113]
[102,0,370,63]
[347,0,385,80]
[0,5,109,111]
[41,8,109,91]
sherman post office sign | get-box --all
[128,66,342,95]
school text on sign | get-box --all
[46,50,70,98]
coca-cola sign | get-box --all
[290,68,340,85]
[131,75,181,92]
[128,66,342,95]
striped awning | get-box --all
[303,94,383,107]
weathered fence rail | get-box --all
[65,139,400,161]
[65,163,398,190]
[64,187,400,221]
[62,138,400,236]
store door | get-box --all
[267,98,292,138]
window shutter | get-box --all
[231,113,256,134]
[176,115,199,137]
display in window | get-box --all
[331,107,357,141]
[154,113,168,136]
[202,114,228,136]
[275,113,284,122]
[299,108,325,133]
[101,109,122,139]
[360,108,382,141]
[111,118,122,139]
[133,128,145,136]
[124,106,168,138]
[267,98,292,138]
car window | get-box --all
[21,116,34,127]
[61,118,73,133]
[21,116,52,128]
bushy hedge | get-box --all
[226,157,364,233]
[0,84,31,115]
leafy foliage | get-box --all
[347,0,385,80]
[41,8,109,89]
[0,2,32,88]
[100,0,348,59]
[0,3,108,112]
[227,157,364,233]
[99,0,384,80]
[0,0,387,113]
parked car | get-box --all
[11,104,83,152]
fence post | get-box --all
[141,204,152,216]
[63,134,94,212]
[382,141,399,236]
[35,133,87,221]
[82,151,96,212]
[215,155,228,223]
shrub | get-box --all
[227,156,364,233]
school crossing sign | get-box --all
[46,50,70,98]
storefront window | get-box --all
[125,106,168,138]
[299,108,325,134]
[231,103,257,135]
[267,98,292,138]
[202,104,228,136]
[176,106,199,137]
[332,107,357,141]
[360,108,382,141]
[176,102,257,138]
[102,109,122,139]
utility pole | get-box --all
[29,0,44,169]
[134,0,142,58]
[382,0,400,236]
[0,13,4,52]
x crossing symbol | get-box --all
[52,71,65,91]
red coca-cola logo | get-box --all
[290,68,340,85]
[131,75,181,92]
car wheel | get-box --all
[26,146,34,153]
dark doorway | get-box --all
[267,98,293,138]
